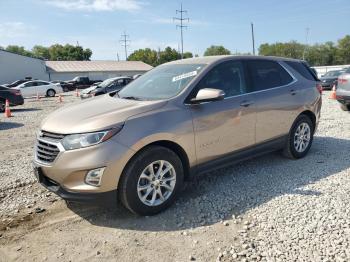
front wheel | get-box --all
[118,146,184,216]
[46,89,56,97]
[283,115,314,159]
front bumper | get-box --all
[33,165,117,204]
[33,136,135,194]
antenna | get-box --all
[119,31,131,60]
[173,3,189,59]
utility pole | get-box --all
[173,3,189,59]
[119,31,130,60]
[302,27,310,60]
[117,52,120,61]
[251,23,255,55]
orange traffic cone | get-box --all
[75,88,79,97]
[4,99,11,118]
[329,85,336,99]
[36,92,41,101]
[58,94,63,103]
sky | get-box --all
[0,0,349,60]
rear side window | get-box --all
[247,60,293,91]
[285,61,317,81]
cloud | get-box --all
[46,0,143,12]
[133,17,210,26]
[0,22,31,38]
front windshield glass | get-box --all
[118,63,206,100]
[98,78,116,88]
[325,71,342,77]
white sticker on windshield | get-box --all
[172,71,197,82]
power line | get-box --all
[119,31,130,60]
[173,3,189,59]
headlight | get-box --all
[61,127,122,150]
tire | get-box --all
[0,100,5,113]
[340,104,350,111]
[283,114,314,159]
[46,89,56,97]
[118,146,184,216]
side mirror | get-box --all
[190,88,225,104]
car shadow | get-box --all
[0,122,24,130]
[11,108,41,112]
[67,136,350,232]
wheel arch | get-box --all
[122,140,191,182]
[299,110,316,130]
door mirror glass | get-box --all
[190,88,225,104]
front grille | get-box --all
[41,131,65,141]
[36,140,60,163]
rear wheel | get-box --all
[118,146,184,216]
[340,104,350,111]
[283,115,314,159]
[46,89,56,97]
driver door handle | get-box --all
[240,100,254,107]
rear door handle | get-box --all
[240,101,254,107]
[290,89,298,95]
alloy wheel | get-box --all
[293,122,311,153]
[137,160,176,206]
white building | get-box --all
[0,49,153,85]
[45,60,153,81]
[0,49,48,85]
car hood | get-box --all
[41,95,167,134]
[320,77,337,81]
[81,86,97,94]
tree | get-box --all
[32,45,50,60]
[336,35,350,64]
[47,44,92,60]
[204,45,231,56]
[128,47,193,66]
[128,48,158,66]
[5,45,33,57]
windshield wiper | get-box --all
[120,96,143,101]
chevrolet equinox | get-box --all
[33,56,322,215]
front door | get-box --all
[189,60,256,165]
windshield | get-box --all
[98,78,117,88]
[324,71,342,77]
[118,63,206,100]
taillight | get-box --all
[316,83,323,94]
[338,77,348,84]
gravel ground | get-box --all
[0,91,349,262]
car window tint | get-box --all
[24,82,34,87]
[247,60,293,91]
[285,61,316,81]
[37,81,49,86]
[196,61,246,98]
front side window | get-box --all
[193,60,247,98]
[118,63,206,100]
[247,60,293,91]
[24,82,36,87]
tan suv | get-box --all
[33,56,322,215]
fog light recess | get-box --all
[85,167,105,187]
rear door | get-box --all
[245,59,300,144]
[36,81,50,96]
[189,60,256,165]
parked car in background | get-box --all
[0,85,24,112]
[80,77,133,99]
[4,77,34,88]
[336,73,350,111]
[133,74,143,80]
[33,56,321,216]
[51,81,74,92]
[320,70,345,90]
[66,76,101,90]
[14,80,63,98]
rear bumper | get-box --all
[34,165,117,204]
